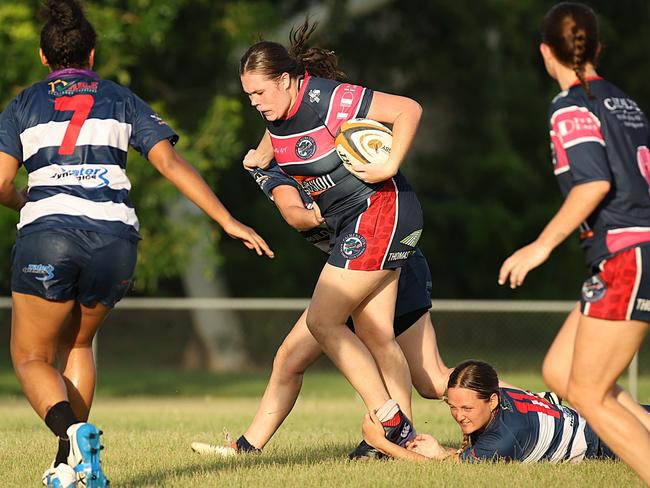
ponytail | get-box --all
[240,18,345,81]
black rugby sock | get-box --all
[236,435,261,453]
[44,401,79,466]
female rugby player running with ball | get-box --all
[193,162,451,459]
[240,19,424,448]
[0,1,272,486]
[499,3,650,483]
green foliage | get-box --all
[0,1,648,298]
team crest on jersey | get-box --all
[308,89,321,104]
[48,79,98,95]
[296,136,317,160]
[581,275,607,302]
[340,233,366,259]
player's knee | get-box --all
[272,343,305,376]
[305,311,329,338]
[541,360,566,398]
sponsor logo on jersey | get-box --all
[336,86,357,120]
[636,298,650,312]
[340,232,366,259]
[295,136,317,160]
[400,229,422,248]
[387,250,415,262]
[149,114,169,126]
[603,97,641,112]
[22,263,55,282]
[301,174,336,195]
[308,89,321,104]
[581,275,607,302]
[51,166,110,188]
[48,79,99,95]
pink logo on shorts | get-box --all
[637,146,650,195]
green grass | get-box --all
[0,371,649,486]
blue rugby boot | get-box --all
[67,423,109,487]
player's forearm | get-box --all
[255,131,274,165]
[0,182,25,211]
[535,180,610,252]
[386,99,422,174]
[278,205,322,231]
[369,437,430,461]
[151,146,233,226]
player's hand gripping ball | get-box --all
[335,118,392,167]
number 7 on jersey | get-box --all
[54,94,95,155]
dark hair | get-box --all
[40,0,97,70]
[542,2,601,98]
[240,18,345,81]
[447,360,500,452]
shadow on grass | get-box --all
[122,443,353,486]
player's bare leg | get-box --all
[353,270,413,419]
[543,303,650,430]
[566,316,649,484]
[10,292,75,418]
[396,313,451,399]
[243,311,322,449]
[57,301,112,421]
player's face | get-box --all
[446,387,497,435]
[241,71,293,121]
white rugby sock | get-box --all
[376,399,399,422]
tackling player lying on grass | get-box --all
[192,165,518,460]
[362,360,648,463]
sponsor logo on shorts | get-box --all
[251,169,271,189]
[387,250,415,262]
[636,298,650,312]
[581,275,607,302]
[295,136,317,160]
[400,229,422,248]
[340,233,366,259]
[400,423,411,439]
[51,166,110,188]
[22,263,55,282]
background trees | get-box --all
[1,0,649,300]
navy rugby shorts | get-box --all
[580,244,650,322]
[327,174,424,271]
[11,228,137,308]
[347,248,432,337]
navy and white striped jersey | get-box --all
[0,68,178,241]
[549,77,650,267]
[461,388,594,463]
[266,72,379,216]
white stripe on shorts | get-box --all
[626,247,643,320]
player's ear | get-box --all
[489,393,499,411]
[280,72,291,90]
[39,48,49,67]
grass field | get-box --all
[1,370,648,487]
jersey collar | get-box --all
[570,75,603,87]
[47,68,100,80]
[283,71,311,120]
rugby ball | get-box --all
[335,118,392,166]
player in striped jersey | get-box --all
[498,3,650,483]
[362,360,650,463]
[0,1,272,486]
[239,18,424,451]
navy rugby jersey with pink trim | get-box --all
[0,68,178,241]
[549,77,650,267]
[461,389,593,463]
[265,72,380,216]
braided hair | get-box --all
[240,18,345,81]
[542,2,601,98]
[40,0,96,70]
